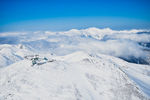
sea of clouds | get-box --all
[0,27,150,64]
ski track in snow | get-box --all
[0,27,150,100]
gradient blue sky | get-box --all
[0,0,150,32]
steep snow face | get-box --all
[0,44,33,68]
[0,52,149,100]
[0,28,150,100]
[0,45,23,68]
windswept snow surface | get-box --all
[0,28,150,100]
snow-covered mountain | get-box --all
[0,27,150,100]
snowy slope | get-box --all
[0,44,23,68]
[0,44,34,68]
[0,52,149,100]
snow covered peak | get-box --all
[0,52,149,100]
[83,27,114,34]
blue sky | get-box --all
[0,0,150,31]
